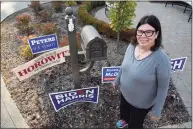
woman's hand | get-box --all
[112,82,118,90]
[151,115,159,121]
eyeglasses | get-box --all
[136,30,156,37]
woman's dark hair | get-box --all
[132,15,163,51]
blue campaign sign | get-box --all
[171,57,187,72]
[100,58,187,84]
[49,86,99,112]
[28,34,59,54]
[102,67,120,83]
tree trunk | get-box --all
[116,31,120,53]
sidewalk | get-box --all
[1,75,29,128]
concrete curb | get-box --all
[1,75,29,128]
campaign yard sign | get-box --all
[171,57,187,72]
[12,46,69,81]
[49,86,99,112]
[28,34,59,54]
[101,57,187,83]
[102,67,120,83]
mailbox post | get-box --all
[65,7,81,89]
[65,7,107,89]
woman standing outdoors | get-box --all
[113,15,171,128]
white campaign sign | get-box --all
[12,46,70,81]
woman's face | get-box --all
[136,24,159,48]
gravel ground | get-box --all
[1,3,191,128]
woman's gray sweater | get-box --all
[114,44,171,117]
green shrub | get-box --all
[20,45,34,60]
[28,1,42,14]
[36,22,57,35]
[15,13,34,34]
[18,35,36,60]
[51,1,63,13]
[64,1,77,6]
[38,10,52,22]
[84,1,92,12]
[16,13,31,26]
[60,32,81,48]
[77,1,136,42]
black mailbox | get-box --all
[80,25,107,61]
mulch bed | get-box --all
[1,2,191,128]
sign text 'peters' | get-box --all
[28,34,59,54]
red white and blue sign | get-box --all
[28,34,59,54]
[100,57,187,83]
[49,86,99,112]
[102,67,120,83]
[171,57,187,72]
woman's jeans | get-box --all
[120,94,153,129]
